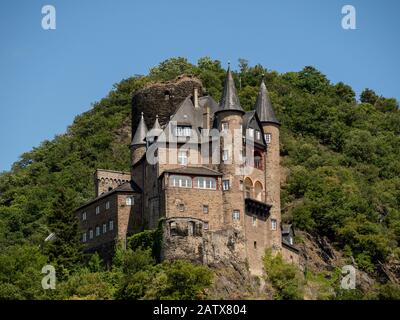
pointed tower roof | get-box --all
[131,112,148,146]
[217,64,244,114]
[148,115,163,137]
[254,79,280,125]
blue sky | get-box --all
[0,0,399,172]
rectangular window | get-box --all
[256,130,261,140]
[203,205,209,214]
[106,201,110,210]
[265,133,272,144]
[175,126,192,137]
[271,219,277,231]
[194,177,216,190]
[203,222,209,230]
[222,179,230,191]
[233,210,240,221]
[252,216,257,227]
[188,222,195,236]
[82,212,87,221]
[222,150,229,162]
[170,175,192,188]
[103,223,107,234]
[95,226,100,237]
[178,150,188,165]
[89,229,93,239]
[126,196,134,206]
[248,128,254,138]
[221,122,229,132]
[179,203,185,212]
[109,220,114,231]
[95,206,100,215]
[239,180,243,191]
[82,232,87,243]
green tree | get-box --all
[44,190,83,279]
[264,250,304,300]
[360,88,379,105]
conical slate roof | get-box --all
[131,112,148,146]
[217,65,244,114]
[254,80,280,125]
[148,115,163,137]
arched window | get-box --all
[254,151,263,170]
[254,181,263,201]
[244,177,253,199]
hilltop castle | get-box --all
[76,67,299,275]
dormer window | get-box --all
[175,126,192,137]
[256,130,261,140]
[248,128,254,138]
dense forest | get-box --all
[0,57,399,299]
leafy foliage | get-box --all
[264,250,304,300]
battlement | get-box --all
[94,169,131,197]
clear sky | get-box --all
[0,0,399,172]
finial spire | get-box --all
[216,63,244,114]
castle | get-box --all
[76,67,299,275]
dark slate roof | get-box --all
[161,166,223,177]
[217,66,244,114]
[199,96,219,115]
[242,110,256,130]
[131,112,148,146]
[254,80,280,125]
[148,115,163,137]
[242,110,267,146]
[170,96,204,127]
[76,181,142,210]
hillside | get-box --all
[1,57,400,299]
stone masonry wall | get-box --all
[131,76,203,136]
[94,169,131,197]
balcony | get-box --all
[245,198,271,218]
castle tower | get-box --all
[130,112,148,166]
[215,65,246,231]
[254,79,282,251]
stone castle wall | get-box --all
[94,169,131,197]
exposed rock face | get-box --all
[161,218,246,267]
[160,217,267,299]
[131,75,203,135]
[298,231,375,295]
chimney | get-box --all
[194,87,199,108]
